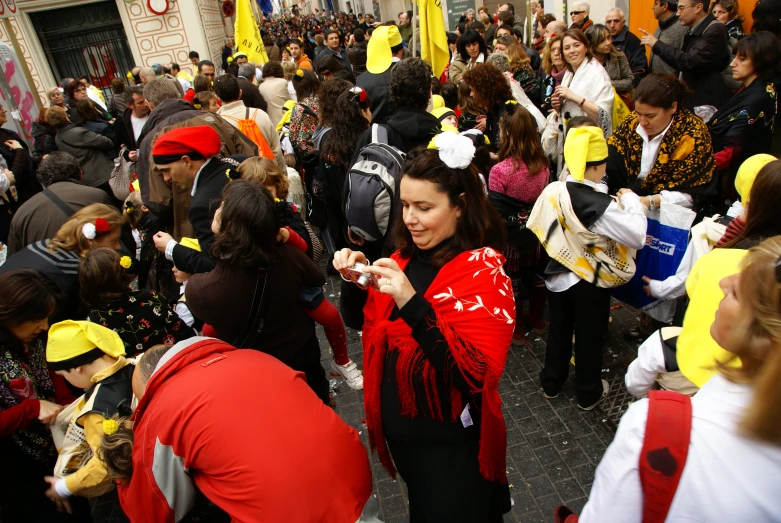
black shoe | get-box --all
[577,380,609,411]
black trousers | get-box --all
[540,280,610,407]
[386,436,510,523]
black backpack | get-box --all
[343,124,405,243]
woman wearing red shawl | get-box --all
[334,136,515,522]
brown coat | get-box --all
[6,181,112,254]
[136,100,257,239]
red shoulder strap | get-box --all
[639,390,693,523]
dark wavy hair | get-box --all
[390,58,432,110]
[752,0,781,36]
[461,63,513,110]
[0,268,61,332]
[735,31,781,82]
[318,77,353,128]
[79,248,135,308]
[321,88,372,169]
[457,29,488,62]
[721,160,781,249]
[262,61,285,79]
[394,148,506,267]
[210,180,281,269]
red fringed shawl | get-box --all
[363,247,516,483]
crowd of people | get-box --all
[1,0,781,521]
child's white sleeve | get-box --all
[591,193,647,250]
[175,302,195,327]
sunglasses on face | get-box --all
[570,10,585,15]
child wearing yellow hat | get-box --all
[44,320,134,509]
[528,126,648,410]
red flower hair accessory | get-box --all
[349,87,367,103]
[95,217,110,234]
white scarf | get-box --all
[561,56,614,136]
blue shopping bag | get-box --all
[613,203,696,322]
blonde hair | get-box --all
[48,204,126,255]
[720,236,781,445]
[238,157,290,199]
[281,61,297,81]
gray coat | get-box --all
[55,124,114,187]
[604,52,634,94]
[651,14,687,76]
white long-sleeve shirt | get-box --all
[581,373,781,522]
[546,176,648,292]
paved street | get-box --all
[319,273,643,523]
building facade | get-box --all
[0,0,233,106]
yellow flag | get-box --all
[418,0,450,78]
[234,0,269,65]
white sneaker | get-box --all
[332,359,364,390]
[578,379,609,411]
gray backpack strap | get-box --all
[371,123,389,145]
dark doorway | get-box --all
[30,1,135,99]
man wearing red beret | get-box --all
[151,125,239,274]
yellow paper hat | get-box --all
[131,180,140,193]
[430,106,456,123]
[276,99,298,132]
[431,94,445,110]
[564,126,608,182]
[47,320,126,370]
[735,154,775,203]
[232,51,248,60]
[366,26,402,74]
[179,237,202,252]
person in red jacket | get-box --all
[103,338,374,522]
[0,269,81,522]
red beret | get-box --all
[153,126,221,165]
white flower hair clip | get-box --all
[82,222,97,240]
[430,131,476,170]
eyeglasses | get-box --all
[570,10,585,15]
[677,4,697,11]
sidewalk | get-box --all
[319,274,643,523]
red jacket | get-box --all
[118,338,372,522]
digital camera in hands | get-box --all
[343,263,380,291]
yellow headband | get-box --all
[564,126,608,182]
[735,154,775,203]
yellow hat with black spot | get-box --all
[47,320,126,371]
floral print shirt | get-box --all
[289,95,320,161]
[87,290,194,357]
[0,337,57,461]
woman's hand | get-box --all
[551,92,562,112]
[4,139,22,150]
[3,169,15,185]
[333,248,368,273]
[553,85,574,102]
[474,115,487,132]
[616,188,635,199]
[363,258,416,309]
[641,276,654,297]
[38,400,63,425]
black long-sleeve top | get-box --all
[381,243,483,443]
